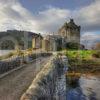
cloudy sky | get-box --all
[0,0,100,48]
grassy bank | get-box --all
[66,50,100,74]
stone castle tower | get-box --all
[58,19,80,44]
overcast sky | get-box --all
[0,0,100,48]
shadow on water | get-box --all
[66,75,98,100]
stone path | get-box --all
[0,56,51,100]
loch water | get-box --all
[0,50,14,56]
[67,75,100,100]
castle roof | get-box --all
[67,19,79,28]
[61,19,80,29]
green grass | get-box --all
[66,50,96,60]
[65,50,100,73]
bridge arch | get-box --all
[0,36,19,50]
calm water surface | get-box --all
[67,75,100,100]
[0,50,14,56]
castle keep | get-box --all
[58,19,80,44]
[42,19,81,51]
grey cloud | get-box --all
[81,32,100,48]
[73,0,100,32]
[0,0,100,34]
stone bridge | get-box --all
[0,30,42,50]
[0,30,24,49]
[0,55,68,100]
[21,56,68,100]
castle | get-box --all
[43,19,81,51]
[0,19,80,51]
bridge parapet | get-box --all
[21,56,68,100]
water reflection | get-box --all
[80,75,100,100]
[67,75,100,100]
[67,87,86,100]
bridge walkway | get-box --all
[0,56,51,100]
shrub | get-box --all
[92,51,100,58]
[66,42,80,50]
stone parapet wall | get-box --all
[0,58,21,74]
[21,56,67,100]
[0,53,52,75]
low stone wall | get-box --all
[0,58,20,74]
[0,53,52,74]
[21,56,67,100]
